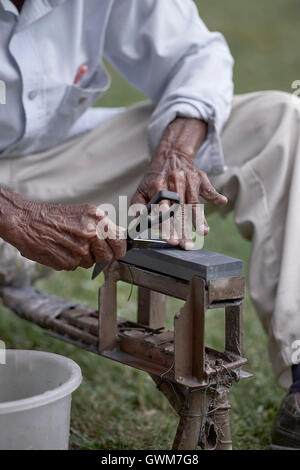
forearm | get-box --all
[0,186,126,271]
[0,187,28,237]
[0,187,43,260]
[151,117,208,166]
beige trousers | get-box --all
[1,91,300,388]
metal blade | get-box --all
[131,239,171,250]
[91,262,108,280]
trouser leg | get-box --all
[11,101,153,208]
[211,91,300,388]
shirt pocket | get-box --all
[60,65,111,121]
[45,65,111,146]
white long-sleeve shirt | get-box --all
[0,0,234,174]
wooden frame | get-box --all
[94,261,249,450]
[0,256,250,450]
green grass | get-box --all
[0,0,298,450]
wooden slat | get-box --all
[118,263,190,300]
[137,287,166,329]
[174,278,207,385]
[98,264,120,352]
[60,311,98,335]
[208,277,245,304]
[119,330,174,368]
[225,303,243,356]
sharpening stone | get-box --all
[121,248,243,282]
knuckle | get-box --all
[203,187,216,199]
[99,246,113,262]
[152,177,165,189]
[77,241,90,257]
[174,168,185,178]
[198,169,207,178]
[169,169,184,183]
[177,171,186,183]
[84,203,97,215]
[104,252,113,262]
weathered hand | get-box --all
[0,188,126,271]
[131,118,228,249]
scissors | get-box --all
[91,190,180,280]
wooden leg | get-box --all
[214,393,232,450]
[172,389,208,450]
[98,262,120,353]
[225,303,243,356]
[199,391,232,450]
[137,288,166,329]
[150,374,186,413]
[174,278,206,385]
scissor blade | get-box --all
[130,238,170,250]
[91,262,108,280]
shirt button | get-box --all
[28,90,38,100]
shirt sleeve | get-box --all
[104,0,234,175]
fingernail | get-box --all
[183,241,194,250]
[167,239,179,246]
[160,203,169,213]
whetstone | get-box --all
[121,248,243,282]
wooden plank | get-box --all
[60,311,98,335]
[50,319,98,346]
[119,331,174,368]
[118,263,189,300]
[208,277,245,304]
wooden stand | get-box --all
[96,260,249,450]
[0,248,251,450]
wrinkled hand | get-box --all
[131,118,228,249]
[0,189,126,271]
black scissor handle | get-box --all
[145,190,180,227]
[145,190,180,210]
[92,191,180,279]
[132,191,180,237]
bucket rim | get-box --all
[0,350,82,414]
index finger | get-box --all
[199,171,228,206]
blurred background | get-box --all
[0,0,299,450]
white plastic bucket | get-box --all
[0,350,82,450]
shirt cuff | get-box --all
[148,100,226,175]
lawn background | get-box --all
[0,0,299,450]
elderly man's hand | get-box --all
[0,188,126,271]
[131,118,228,249]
